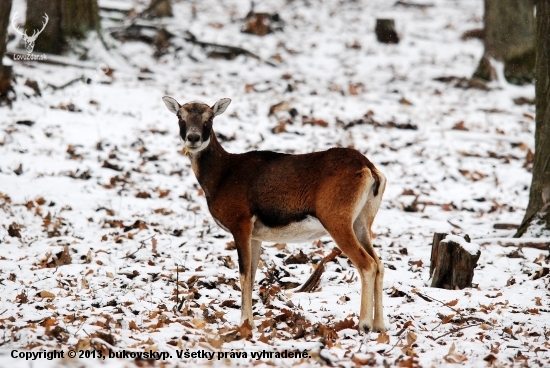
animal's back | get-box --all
[240,147,379,229]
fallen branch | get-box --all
[183,31,277,67]
[394,1,434,8]
[110,23,162,44]
[433,322,481,341]
[99,6,131,15]
[493,242,550,250]
[474,237,550,250]
[493,223,519,230]
[47,76,86,91]
[298,248,342,292]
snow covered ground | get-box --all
[1,0,549,366]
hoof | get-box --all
[358,322,372,333]
[372,324,387,333]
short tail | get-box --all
[371,169,380,197]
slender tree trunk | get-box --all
[473,0,536,85]
[25,0,62,54]
[60,0,100,40]
[516,1,550,237]
[25,0,99,55]
[0,0,14,99]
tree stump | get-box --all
[473,54,497,82]
[375,19,400,44]
[429,233,481,289]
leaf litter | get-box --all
[1,0,549,367]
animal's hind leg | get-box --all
[353,202,386,332]
[316,168,383,332]
[322,220,377,332]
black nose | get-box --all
[187,134,201,144]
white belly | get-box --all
[251,216,328,243]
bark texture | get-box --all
[474,0,536,85]
[60,0,100,40]
[25,0,99,55]
[0,0,14,98]
[429,233,481,290]
[516,1,550,237]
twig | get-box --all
[355,333,369,353]
[394,324,411,337]
[384,333,404,354]
[72,319,87,337]
[413,291,461,316]
[433,322,481,341]
[175,263,186,312]
[298,248,342,292]
[122,234,156,259]
[447,220,462,229]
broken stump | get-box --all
[472,54,497,82]
[375,19,400,44]
[298,248,342,293]
[242,12,284,36]
[429,233,481,289]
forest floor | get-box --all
[1,0,549,367]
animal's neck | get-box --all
[189,130,230,199]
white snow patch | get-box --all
[444,234,480,255]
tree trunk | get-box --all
[60,0,100,40]
[429,233,481,290]
[516,1,550,237]
[473,0,536,85]
[25,0,99,55]
[0,0,13,100]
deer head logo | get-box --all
[12,12,49,54]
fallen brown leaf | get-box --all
[376,331,390,344]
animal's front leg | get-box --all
[232,222,254,328]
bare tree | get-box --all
[516,1,550,237]
[24,0,99,54]
[473,0,536,85]
[0,0,14,101]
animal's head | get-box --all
[162,96,231,154]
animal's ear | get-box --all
[162,96,180,115]
[212,98,231,117]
